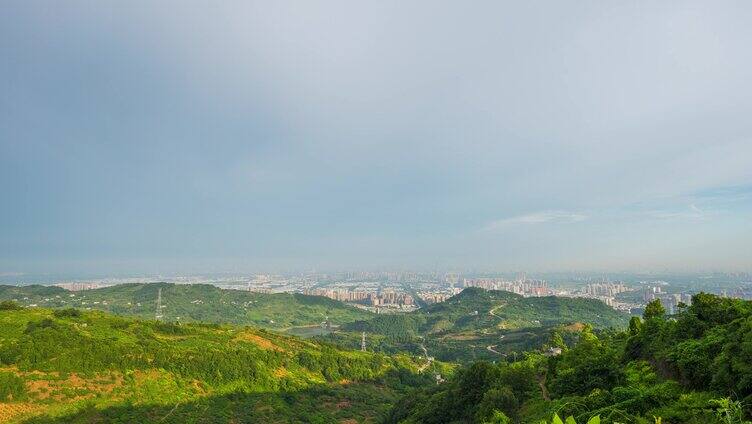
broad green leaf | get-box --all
[552,414,564,424]
[586,416,601,424]
[565,417,577,424]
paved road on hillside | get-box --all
[485,334,506,356]
[417,340,433,372]
[489,304,502,318]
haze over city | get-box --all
[2,1,752,275]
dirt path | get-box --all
[417,342,433,372]
[489,304,502,318]
[538,373,551,401]
[486,344,505,356]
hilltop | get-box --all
[0,284,628,363]
[420,287,627,330]
[0,304,446,423]
[325,287,628,362]
[0,283,373,330]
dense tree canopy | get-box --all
[0,306,440,423]
[389,293,752,424]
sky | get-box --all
[1,1,752,275]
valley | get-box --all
[1,285,751,423]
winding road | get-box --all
[489,304,503,318]
[417,340,433,372]
[486,344,504,356]
[486,304,506,355]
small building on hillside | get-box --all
[544,347,562,357]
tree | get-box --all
[551,331,567,349]
[457,362,501,414]
[643,300,665,320]
[0,300,22,311]
[628,316,643,335]
[483,410,511,424]
[476,387,518,422]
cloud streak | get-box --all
[643,204,706,221]
[486,211,588,231]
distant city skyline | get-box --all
[2,2,751,274]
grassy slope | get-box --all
[0,306,438,423]
[333,288,628,362]
[0,283,373,330]
[318,323,585,363]
[420,287,628,330]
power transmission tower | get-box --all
[361,332,366,352]
[155,287,163,320]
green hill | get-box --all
[386,293,752,424]
[328,288,629,362]
[420,287,628,330]
[3,291,750,423]
[345,287,627,336]
[0,283,373,330]
[0,304,446,423]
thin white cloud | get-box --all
[644,204,706,221]
[485,211,588,231]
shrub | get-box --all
[0,300,22,311]
[0,371,26,401]
[53,308,83,318]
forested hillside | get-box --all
[2,291,750,423]
[420,288,628,330]
[0,283,372,330]
[387,293,752,423]
[325,288,627,362]
[0,303,445,423]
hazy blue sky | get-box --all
[2,1,751,275]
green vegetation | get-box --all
[1,285,627,363]
[0,306,439,423]
[0,371,26,401]
[0,283,372,330]
[537,415,602,424]
[320,321,583,363]
[6,286,751,423]
[0,301,23,311]
[344,288,627,338]
[387,293,752,423]
[326,288,627,362]
[419,288,628,330]
[17,384,406,424]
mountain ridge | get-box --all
[0,283,373,330]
